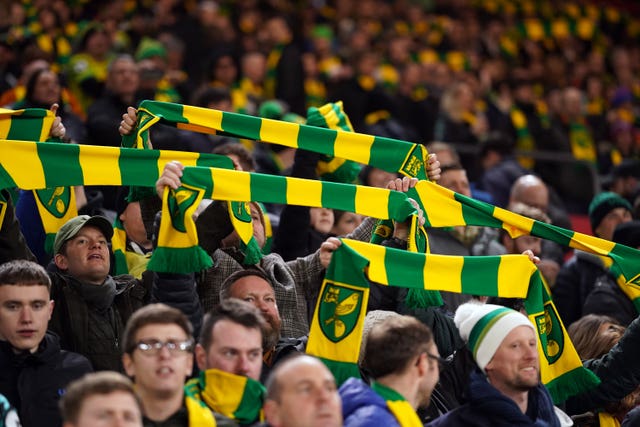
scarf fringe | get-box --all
[147,246,212,274]
[545,365,600,405]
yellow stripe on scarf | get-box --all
[386,400,424,427]
[184,395,216,427]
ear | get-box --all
[54,253,68,270]
[416,353,428,377]
[263,399,281,427]
[47,300,54,321]
[122,353,135,377]
[195,343,207,371]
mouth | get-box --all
[87,253,103,261]
[17,329,36,337]
[156,366,175,377]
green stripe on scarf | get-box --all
[307,242,370,385]
[149,166,419,273]
[0,107,55,141]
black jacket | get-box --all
[48,270,202,372]
[582,272,637,327]
[564,314,640,416]
[0,332,92,427]
[552,251,606,327]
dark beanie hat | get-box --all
[612,220,640,248]
[588,192,632,233]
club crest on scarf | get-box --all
[168,184,202,233]
[534,301,565,365]
[34,186,71,218]
[399,144,427,179]
[231,201,251,223]
[319,282,364,343]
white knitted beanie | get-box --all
[454,302,535,373]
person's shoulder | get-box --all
[59,349,93,372]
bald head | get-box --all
[509,175,549,213]
[264,355,342,427]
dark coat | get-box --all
[0,332,92,427]
[48,270,202,372]
[426,371,560,427]
[339,378,400,427]
[552,251,607,327]
[564,314,640,416]
[582,272,637,326]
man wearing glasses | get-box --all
[339,314,442,426]
[121,303,216,426]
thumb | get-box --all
[50,103,59,115]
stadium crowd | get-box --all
[2,0,640,426]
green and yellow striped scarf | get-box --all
[308,238,599,404]
[123,101,430,181]
[184,369,265,425]
[411,180,640,292]
[371,382,423,427]
[149,166,419,273]
[0,140,232,271]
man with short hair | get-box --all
[185,299,267,425]
[553,191,634,325]
[60,371,143,427]
[263,354,342,427]
[122,303,215,426]
[426,303,563,426]
[0,198,203,371]
[220,269,307,383]
[339,315,441,426]
[0,259,92,427]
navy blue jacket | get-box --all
[426,371,560,427]
[339,378,400,427]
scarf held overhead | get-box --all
[149,166,419,273]
[308,239,599,405]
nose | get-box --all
[19,307,33,324]
[157,345,172,359]
[236,355,252,376]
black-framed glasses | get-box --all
[426,353,447,370]
[134,339,194,356]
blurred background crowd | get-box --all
[1,0,640,220]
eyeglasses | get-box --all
[426,353,447,370]
[133,339,194,356]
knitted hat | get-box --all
[613,220,640,249]
[588,192,632,233]
[454,302,534,373]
